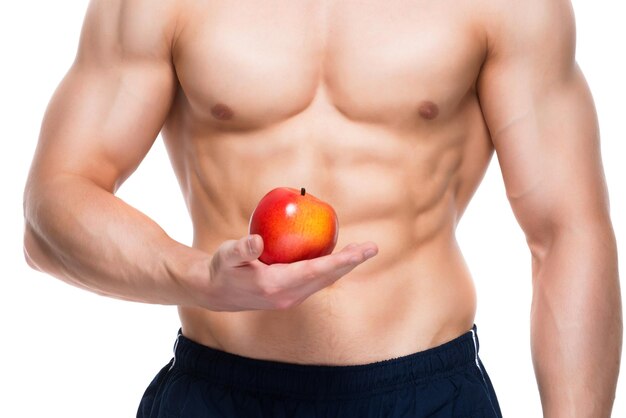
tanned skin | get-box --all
[23,0,621,416]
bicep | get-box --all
[29,0,177,193]
[477,0,611,247]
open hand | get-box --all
[201,234,378,311]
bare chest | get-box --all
[172,0,487,129]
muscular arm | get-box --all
[23,0,204,304]
[477,0,622,416]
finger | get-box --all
[280,243,378,304]
[339,242,359,251]
[279,242,378,288]
[221,234,265,266]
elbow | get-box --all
[23,179,50,272]
[23,192,39,271]
[521,218,555,265]
[22,177,80,278]
[23,181,40,271]
[23,224,43,272]
[23,198,50,273]
[525,233,552,264]
[24,246,41,272]
[523,215,617,266]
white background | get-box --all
[1,1,624,417]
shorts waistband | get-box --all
[170,324,481,399]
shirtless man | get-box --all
[23,0,621,416]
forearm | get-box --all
[530,223,622,417]
[23,173,210,306]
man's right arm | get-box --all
[23,0,378,310]
[22,0,201,305]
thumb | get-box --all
[221,234,264,265]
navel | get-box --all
[418,101,439,120]
[211,103,234,120]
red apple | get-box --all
[248,187,339,264]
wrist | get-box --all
[161,242,214,307]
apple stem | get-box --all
[301,187,306,196]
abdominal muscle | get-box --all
[152,0,497,366]
[164,88,489,365]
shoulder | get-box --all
[475,0,576,59]
[78,0,183,60]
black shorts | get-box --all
[137,324,502,417]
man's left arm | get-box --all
[476,0,622,416]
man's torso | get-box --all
[162,0,494,365]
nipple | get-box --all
[211,103,234,120]
[418,101,439,120]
